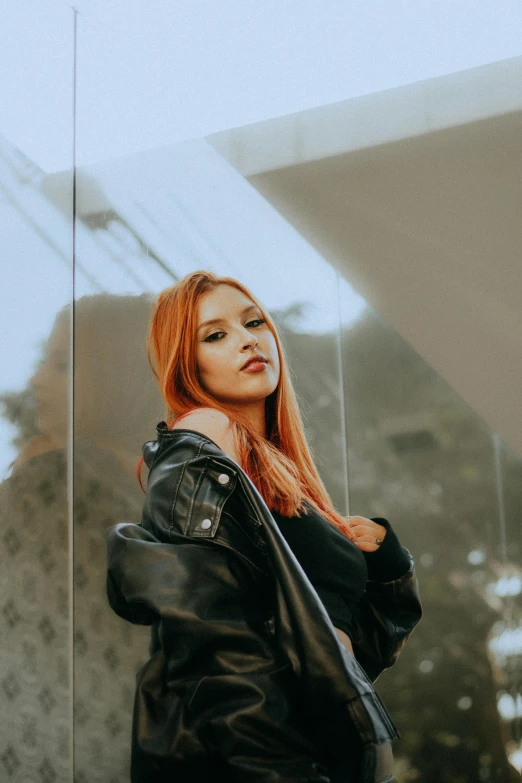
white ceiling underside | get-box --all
[208,57,522,457]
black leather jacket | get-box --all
[107,424,422,782]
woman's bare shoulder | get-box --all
[172,408,240,463]
[172,407,230,430]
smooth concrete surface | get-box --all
[208,56,522,176]
[207,57,522,457]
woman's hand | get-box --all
[347,516,387,552]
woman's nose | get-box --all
[241,336,258,350]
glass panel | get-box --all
[72,14,521,781]
[339,285,521,781]
[0,2,74,781]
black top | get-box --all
[271,502,411,637]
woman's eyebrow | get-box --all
[197,304,260,332]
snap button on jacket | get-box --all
[107,425,422,782]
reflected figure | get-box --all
[0,294,163,783]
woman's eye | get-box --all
[202,319,265,343]
[203,331,225,343]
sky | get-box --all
[1,0,522,171]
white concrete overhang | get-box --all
[207,56,522,458]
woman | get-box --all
[107,270,422,782]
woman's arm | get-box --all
[349,556,422,682]
[345,514,422,681]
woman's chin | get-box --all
[209,396,264,412]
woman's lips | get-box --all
[242,361,267,373]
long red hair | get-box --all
[140,270,354,540]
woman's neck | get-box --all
[227,400,267,438]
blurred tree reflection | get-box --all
[0,294,163,782]
[340,310,520,782]
[275,304,521,781]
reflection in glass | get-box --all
[1,39,73,771]
[0,307,72,782]
[71,294,163,781]
[1,282,164,781]
[70,133,522,780]
[338,297,521,781]
[488,435,522,775]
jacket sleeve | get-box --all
[107,454,331,782]
[349,551,422,682]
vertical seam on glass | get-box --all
[335,270,351,518]
[492,432,508,565]
[69,5,79,779]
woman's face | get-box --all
[195,285,280,409]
